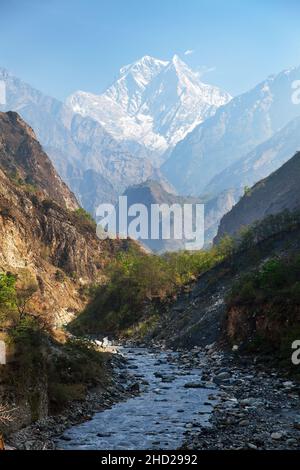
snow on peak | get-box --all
[171,54,186,67]
[120,55,168,74]
[67,54,231,158]
[119,55,168,86]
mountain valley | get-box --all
[1,53,300,452]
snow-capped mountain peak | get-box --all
[171,53,183,64]
[67,55,231,161]
[119,55,168,83]
[104,55,168,117]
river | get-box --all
[56,347,217,450]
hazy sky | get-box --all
[1,0,300,100]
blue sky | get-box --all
[1,0,300,100]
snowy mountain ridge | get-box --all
[162,65,300,195]
[67,55,231,160]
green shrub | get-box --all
[258,258,288,290]
[3,322,110,414]
[9,170,37,194]
[0,273,16,314]
[227,254,300,370]
[228,254,300,307]
[54,270,65,282]
[73,208,96,228]
[237,210,300,250]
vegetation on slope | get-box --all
[226,254,300,369]
[73,207,96,229]
[0,272,111,438]
[69,237,235,336]
[70,207,300,365]
[0,111,134,439]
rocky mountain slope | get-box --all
[134,209,300,355]
[119,180,204,252]
[67,55,231,162]
[201,116,300,241]
[203,189,238,244]
[0,67,159,214]
[0,111,141,440]
[0,111,78,211]
[99,151,300,354]
[162,66,300,195]
[216,151,300,241]
[121,180,237,249]
[205,115,300,199]
[0,111,130,325]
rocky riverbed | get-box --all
[180,345,300,450]
[7,344,300,450]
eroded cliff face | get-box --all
[215,151,300,242]
[0,111,137,440]
[0,111,130,325]
[0,111,79,211]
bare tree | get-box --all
[0,404,14,450]
[15,283,38,320]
